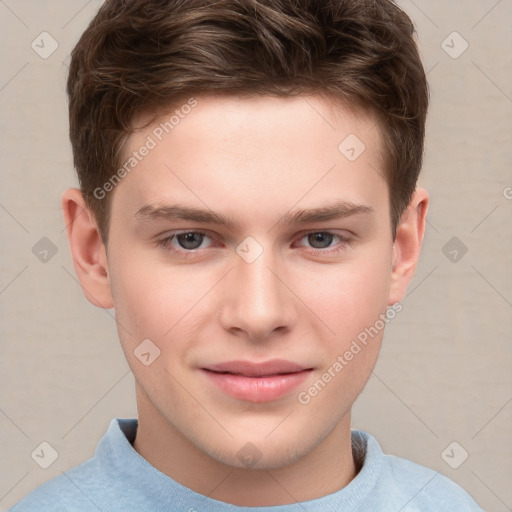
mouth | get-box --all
[203,359,311,377]
[200,359,313,403]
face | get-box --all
[102,94,398,469]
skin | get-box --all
[62,94,428,506]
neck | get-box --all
[132,387,358,507]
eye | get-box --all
[157,230,352,257]
[175,232,207,250]
[295,231,351,253]
[306,232,335,249]
[158,230,213,253]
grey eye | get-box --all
[176,232,205,250]
[307,232,334,249]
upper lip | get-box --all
[203,359,311,377]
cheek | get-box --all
[297,252,392,342]
[111,248,193,316]
[293,257,392,417]
[107,251,206,346]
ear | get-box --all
[387,188,429,305]
[62,188,113,309]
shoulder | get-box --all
[353,431,484,511]
[8,457,107,511]
[8,418,137,512]
[384,454,483,511]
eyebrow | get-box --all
[134,200,374,229]
[279,201,374,225]
[135,204,237,229]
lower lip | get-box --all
[201,369,312,403]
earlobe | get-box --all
[62,188,114,309]
[387,188,429,305]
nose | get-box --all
[219,245,296,342]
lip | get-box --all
[205,359,309,377]
[201,359,313,403]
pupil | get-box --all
[178,232,203,249]
[308,232,333,249]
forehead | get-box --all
[130,93,384,163]
[144,92,377,132]
[112,94,388,227]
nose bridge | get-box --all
[220,243,293,340]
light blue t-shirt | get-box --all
[10,418,483,511]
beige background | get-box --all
[1,1,511,510]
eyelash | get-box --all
[157,230,352,257]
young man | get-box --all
[11,0,483,510]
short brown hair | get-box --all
[67,0,428,241]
